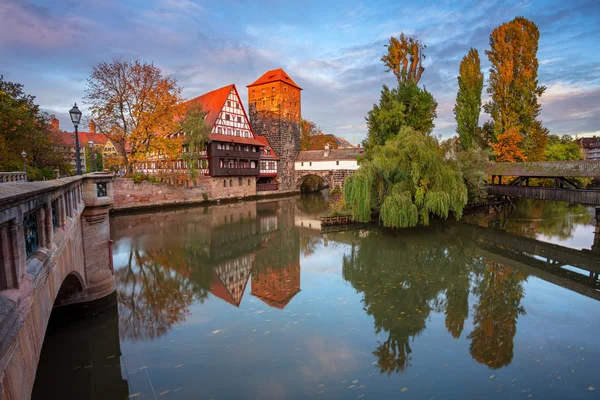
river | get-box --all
[32,193,600,399]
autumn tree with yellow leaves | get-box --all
[85,58,184,173]
[381,33,426,85]
[484,17,548,161]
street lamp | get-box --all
[69,103,83,175]
[88,140,95,172]
[21,150,27,182]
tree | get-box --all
[345,127,468,228]
[381,33,426,84]
[484,17,547,161]
[545,134,582,161]
[0,76,69,178]
[84,58,184,173]
[454,48,484,150]
[300,118,338,151]
[179,103,211,177]
[491,128,527,162]
[363,83,437,154]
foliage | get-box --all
[301,175,322,193]
[451,144,489,201]
[545,134,582,161]
[492,128,527,162]
[345,127,468,228]
[300,118,338,151]
[363,83,437,154]
[454,48,484,150]
[484,17,547,161]
[180,103,211,176]
[84,58,184,173]
[330,185,342,196]
[328,195,349,217]
[381,33,426,84]
[0,76,70,178]
[202,192,208,201]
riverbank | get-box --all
[111,177,300,215]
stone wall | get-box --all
[248,79,301,192]
[113,176,258,211]
[294,169,354,189]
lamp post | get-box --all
[69,103,83,175]
[21,150,27,182]
[88,140,95,172]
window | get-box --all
[336,161,339,165]
[248,179,251,185]
[236,130,240,136]
[224,180,227,187]
[229,179,232,187]
[269,161,275,170]
[218,127,223,134]
[301,162,304,166]
[225,114,230,121]
[97,183,108,197]
[309,162,312,166]
[24,210,39,258]
[51,200,58,229]
[227,100,231,107]
[260,161,266,170]
[236,103,240,109]
[272,87,275,92]
[262,89,265,94]
[252,90,255,97]
[227,128,232,135]
[250,161,256,168]
[237,116,242,123]
[239,177,242,186]
[217,143,222,150]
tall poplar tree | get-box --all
[484,17,547,161]
[454,48,484,150]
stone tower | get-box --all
[247,68,302,191]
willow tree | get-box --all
[454,48,484,150]
[345,127,468,228]
[484,17,547,161]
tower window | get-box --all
[239,177,242,186]
[248,179,251,185]
[229,179,232,187]
[223,180,227,187]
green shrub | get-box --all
[202,192,208,201]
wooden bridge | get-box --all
[485,161,600,205]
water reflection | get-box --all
[30,194,600,399]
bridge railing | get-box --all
[0,172,27,183]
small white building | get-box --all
[294,144,364,171]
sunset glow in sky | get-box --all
[1,0,599,144]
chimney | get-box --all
[357,144,360,148]
[324,143,330,157]
[89,119,96,134]
[50,117,59,131]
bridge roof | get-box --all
[484,161,600,177]
[296,148,364,162]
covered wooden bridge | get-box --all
[484,161,600,206]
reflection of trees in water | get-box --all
[342,226,526,375]
[116,244,212,341]
[296,192,329,215]
[499,199,593,240]
[468,261,526,369]
[300,235,321,257]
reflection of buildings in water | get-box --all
[295,216,321,231]
[210,254,255,307]
[251,261,301,309]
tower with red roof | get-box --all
[247,68,302,191]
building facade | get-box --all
[247,68,302,191]
[576,137,600,160]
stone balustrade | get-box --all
[0,173,26,184]
[0,172,116,400]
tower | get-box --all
[247,68,302,191]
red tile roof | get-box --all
[208,133,265,147]
[183,84,234,128]
[247,68,302,90]
[56,131,108,147]
[255,135,279,160]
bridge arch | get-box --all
[54,271,85,308]
[296,173,331,192]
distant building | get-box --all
[295,144,364,171]
[324,133,355,149]
[248,68,302,191]
[53,118,108,173]
[576,137,600,160]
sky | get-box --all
[1,0,599,145]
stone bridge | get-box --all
[0,173,116,400]
[294,169,354,190]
